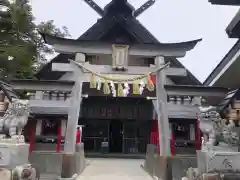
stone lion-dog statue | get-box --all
[0,98,29,142]
[0,164,39,180]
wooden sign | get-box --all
[82,101,152,120]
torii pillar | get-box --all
[154,56,170,156]
[53,53,84,178]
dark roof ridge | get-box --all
[41,32,202,49]
[36,1,202,85]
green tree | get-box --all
[0,0,70,80]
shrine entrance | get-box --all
[79,96,152,154]
[109,120,123,153]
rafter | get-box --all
[133,0,156,17]
[83,0,104,17]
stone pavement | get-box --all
[77,158,153,180]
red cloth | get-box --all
[76,129,81,144]
[150,75,156,84]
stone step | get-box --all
[39,173,59,180]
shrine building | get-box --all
[1,0,229,156]
[205,2,240,130]
[208,0,240,5]
[204,1,240,88]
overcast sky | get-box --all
[30,0,239,83]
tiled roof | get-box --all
[0,80,18,102]
[218,89,240,112]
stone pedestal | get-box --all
[28,143,86,179]
[197,150,240,174]
[0,143,29,169]
[61,143,86,178]
[143,144,172,180]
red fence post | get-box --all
[29,121,36,152]
[76,128,81,144]
[195,120,201,150]
[56,122,62,152]
[171,131,175,156]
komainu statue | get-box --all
[0,98,29,141]
[199,106,237,151]
[0,164,39,180]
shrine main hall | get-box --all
[0,0,229,156]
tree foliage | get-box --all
[0,0,70,80]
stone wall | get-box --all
[33,143,64,151]
[29,143,86,179]
[172,156,197,180]
[143,144,197,180]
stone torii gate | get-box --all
[42,33,201,157]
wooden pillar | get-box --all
[169,123,175,156]
[155,56,170,156]
[171,132,175,156]
[57,121,62,152]
[195,119,201,150]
